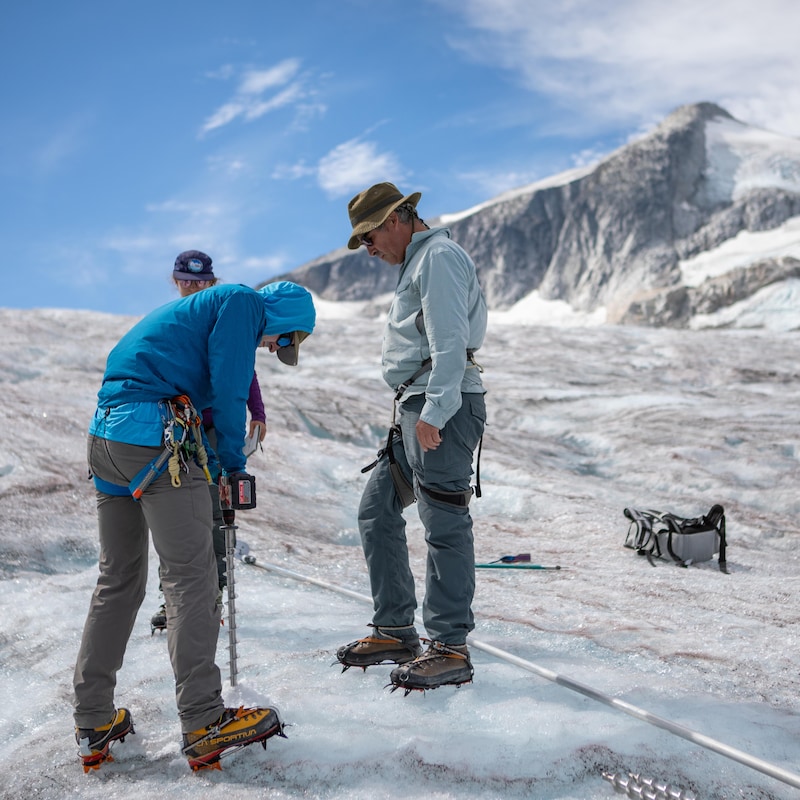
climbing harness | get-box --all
[361,351,483,508]
[624,504,728,572]
[361,425,416,508]
[128,395,213,499]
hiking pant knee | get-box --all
[157,480,225,593]
[357,435,417,627]
[399,393,485,643]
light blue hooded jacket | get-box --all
[89,282,315,474]
[383,227,487,430]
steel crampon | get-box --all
[183,706,286,772]
[77,712,135,773]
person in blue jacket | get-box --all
[150,250,269,632]
[72,280,315,772]
[336,182,487,694]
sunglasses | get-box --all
[359,218,388,247]
[178,279,212,288]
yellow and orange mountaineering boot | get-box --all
[182,706,285,771]
[75,707,135,772]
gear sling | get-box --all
[361,353,483,508]
[91,395,214,499]
[128,395,213,498]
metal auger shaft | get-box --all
[223,512,239,687]
[602,772,696,800]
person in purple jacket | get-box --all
[150,250,267,632]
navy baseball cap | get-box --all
[173,250,215,281]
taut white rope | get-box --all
[243,557,800,792]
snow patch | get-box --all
[680,215,800,286]
[489,290,607,327]
[690,277,800,331]
[706,117,800,204]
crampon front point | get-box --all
[76,708,135,773]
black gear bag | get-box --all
[623,504,728,572]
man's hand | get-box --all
[249,420,267,442]
[416,420,441,452]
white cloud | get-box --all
[271,161,315,181]
[243,83,304,121]
[206,154,248,176]
[288,101,328,133]
[317,139,404,197]
[144,199,226,218]
[272,137,405,198]
[434,0,800,136]
[200,58,305,136]
[202,102,246,133]
[239,61,300,94]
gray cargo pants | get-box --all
[358,392,486,645]
[74,436,224,733]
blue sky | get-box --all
[2,0,799,315]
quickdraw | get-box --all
[128,395,213,500]
[163,395,213,488]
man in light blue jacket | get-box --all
[337,182,487,693]
[73,281,315,772]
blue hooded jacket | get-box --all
[90,282,315,474]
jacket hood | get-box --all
[258,281,316,336]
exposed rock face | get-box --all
[273,102,800,327]
[620,256,800,327]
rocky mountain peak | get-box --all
[272,102,800,328]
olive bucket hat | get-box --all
[347,182,421,249]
